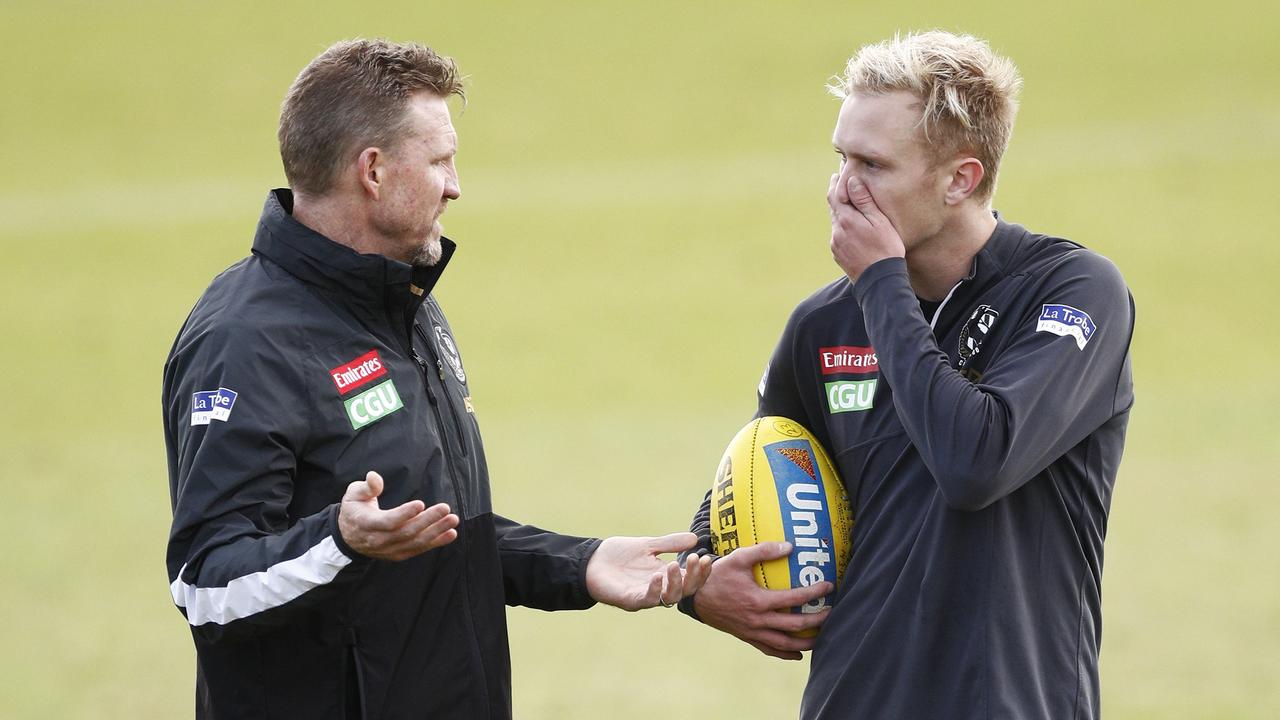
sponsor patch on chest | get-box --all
[825,379,877,413]
[344,379,403,430]
[818,346,878,375]
[1036,304,1097,350]
[191,387,237,426]
[330,349,388,395]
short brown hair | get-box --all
[278,39,464,195]
[830,31,1022,201]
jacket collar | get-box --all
[250,189,455,308]
[969,214,1028,285]
[929,214,1030,330]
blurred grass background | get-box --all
[2,1,1277,717]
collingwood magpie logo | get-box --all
[957,304,999,373]
[433,326,466,384]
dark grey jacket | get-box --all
[685,218,1135,720]
[163,189,600,720]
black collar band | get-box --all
[251,188,455,302]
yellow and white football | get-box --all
[709,416,853,635]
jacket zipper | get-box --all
[414,324,469,458]
[929,278,966,332]
[344,627,368,720]
[412,322,490,717]
[410,345,468,518]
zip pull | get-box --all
[411,350,439,406]
[436,359,445,381]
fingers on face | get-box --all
[845,176,882,219]
[845,174,861,198]
[835,172,852,204]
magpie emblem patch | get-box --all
[433,326,466,384]
[958,304,999,369]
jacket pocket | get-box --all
[344,628,367,720]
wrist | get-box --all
[329,504,371,562]
[850,256,908,302]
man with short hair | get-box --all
[681,31,1134,719]
[163,39,711,720]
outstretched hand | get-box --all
[693,541,833,660]
[338,471,459,561]
[586,532,714,611]
[828,173,905,282]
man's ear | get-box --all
[356,147,384,199]
[944,156,985,206]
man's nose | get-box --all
[444,164,461,201]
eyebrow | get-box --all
[833,144,892,166]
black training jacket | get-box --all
[163,189,600,720]
[684,218,1135,719]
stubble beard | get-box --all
[412,232,443,268]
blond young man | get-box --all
[681,31,1134,719]
[163,40,711,719]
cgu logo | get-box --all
[784,481,835,612]
[824,379,877,414]
[344,379,404,430]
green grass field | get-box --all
[2,1,1278,717]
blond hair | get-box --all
[279,39,464,196]
[830,31,1022,201]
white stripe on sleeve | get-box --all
[170,535,353,626]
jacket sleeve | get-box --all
[493,514,601,611]
[852,253,1135,511]
[163,322,370,642]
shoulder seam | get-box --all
[791,278,856,332]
